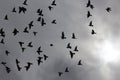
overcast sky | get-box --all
[0,0,120,80]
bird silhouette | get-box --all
[5,66,11,73]
[16,59,22,71]
[69,51,75,59]
[90,4,94,9]
[87,11,92,18]
[0,39,5,44]
[43,54,48,61]
[41,18,46,26]
[89,21,93,27]
[28,21,34,29]
[91,29,96,35]
[37,56,43,66]
[51,0,56,6]
[106,7,111,13]
[37,46,43,55]
[27,42,33,47]
[72,33,76,39]
[65,67,69,72]
[0,28,5,37]
[12,7,17,13]
[48,6,53,11]
[51,19,57,24]
[23,0,28,6]
[19,6,27,14]
[74,46,79,52]
[66,43,72,49]
[24,62,33,71]
[4,14,8,20]
[58,72,63,77]
[37,17,41,22]
[23,27,29,33]
[50,44,53,46]
[5,50,10,56]
[1,62,6,66]
[33,31,37,36]
[37,9,44,16]
[86,0,91,7]
[19,41,24,47]
[61,32,66,39]
[78,60,82,65]
[16,59,20,65]
[13,28,19,36]
[21,47,26,53]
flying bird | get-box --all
[33,31,37,36]
[69,51,75,59]
[78,60,82,65]
[66,43,72,49]
[0,28,5,37]
[28,21,34,29]
[58,72,63,77]
[37,17,41,22]
[21,47,26,53]
[106,7,111,13]
[50,44,53,46]
[87,11,92,18]
[91,29,96,35]
[48,6,53,11]
[86,0,91,8]
[51,19,57,24]
[37,56,43,66]
[5,66,11,73]
[16,59,20,65]
[0,39,5,44]
[43,54,48,61]
[90,4,94,9]
[1,62,6,66]
[12,7,17,13]
[23,0,28,6]
[41,18,46,26]
[89,21,93,27]
[24,62,33,71]
[12,28,19,36]
[5,50,10,56]
[65,67,69,72]
[72,33,77,39]
[16,64,22,71]
[19,6,27,14]
[61,32,66,39]
[37,9,44,16]
[4,14,8,20]
[37,46,43,55]
[74,46,79,52]
[27,42,33,47]
[23,27,29,33]
[51,0,56,6]
[19,41,24,47]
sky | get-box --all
[0,0,120,80]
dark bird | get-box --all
[21,47,26,53]
[12,7,17,13]
[23,0,28,6]
[51,0,56,6]
[27,42,33,47]
[86,0,91,8]
[48,6,53,11]
[43,54,48,61]
[23,27,29,33]
[37,9,44,16]
[19,6,27,14]
[28,21,34,29]
[106,7,111,13]
[61,32,66,39]
[74,46,79,52]
[5,50,10,56]
[0,28,5,37]
[78,60,82,65]
[4,14,8,20]
[37,46,43,55]
[16,59,20,65]
[12,28,19,36]
[24,62,33,71]
[51,19,57,24]
[37,17,41,22]
[90,4,94,9]
[65,67,69,72]
[1,62,6,66]
[33,31,37,36]
[37,56,43,66]
[19,41,24,47]
[72,33,77,39]
[0,39,5,44]
[16,64,22,71]
[66,43,72,49]
[69,51,75,59]
[87,11,92,18]
[5,66,11,73]
[41,18,46,26]
[91,29,96,35]
[89,21,93,27]
[50,44,53,46]
[58,72,63,77]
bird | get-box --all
[51,0,56,6]
[74,46,79,52]
[78,60,82,65]
[12,7,17,13]
[0,28,5,37]
[65,67,69,72]
[37,56,43,66]
[61,32,66,39]
[58,72,63,77]
[37,9,44,16]
[51,19,57,24]
[37,17,41,22]
[86,0,91,8]
[16,64,22,71]
[43,54,48,61]
[21,47,26,53]
[19,6,27,14]
[48,6,53,11]
[72,33,77,39]
[5,66,11,73]
[23,27,29,33]
[0,39,5,44]
[37,46,43,55]
[28,21,34,29]
[69,51,75,59]
[33,31,37,36]
[5,50,10,56]
[106,7,111,13]
[27,42,33,47]
[90,4,94,9]
[41,18,46,26]
[12,28,19,36]
[66,43,72,49]
[23,0,28,6]
[16,59,20,65]
[19,41,24,47]
[1,62,6,66]
[50,44,53,46]
[24,62,33,71]
[87,11,92,18]
[91,29,96,35]
[4,14,8,20]
[89,21,93,27]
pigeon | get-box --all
[41,18,46,26]
[65,67,69,72]
[58,72,63,77]
[61,32,66,39]
[51,19,57,24]
[19,41,24,47]
[78,60,82,65]
[12,7,17,13]
[1,62,6,66]
[69,51,75,59]
[37,9,44,16]
[66,43,72,49]
[5,50,10,56]
[43,54,48,61]
[23,0,28,6]
[37,56,43,66]
[27,42,33,47]
[33,31,37,36]
[87,11,92,18]
[48,6,53,11]
[37,46,43,55]
[74,46,79,52]
[19,6,27,14]
[28,21,34,29]
[89,21,93,27]
[91,29,96,35]
[23,27,29,33]
[106,7,111,13]
[51,0,56,6]
[5,66,11,73]
[4,15,8,20]
[0,39,5,44]
[12,28,19,36]
[24,62,33,71]
[72,33,77,39]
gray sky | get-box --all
[0,0,120,80]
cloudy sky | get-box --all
[0,0,120,80]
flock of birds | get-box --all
[0,0,112,78]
